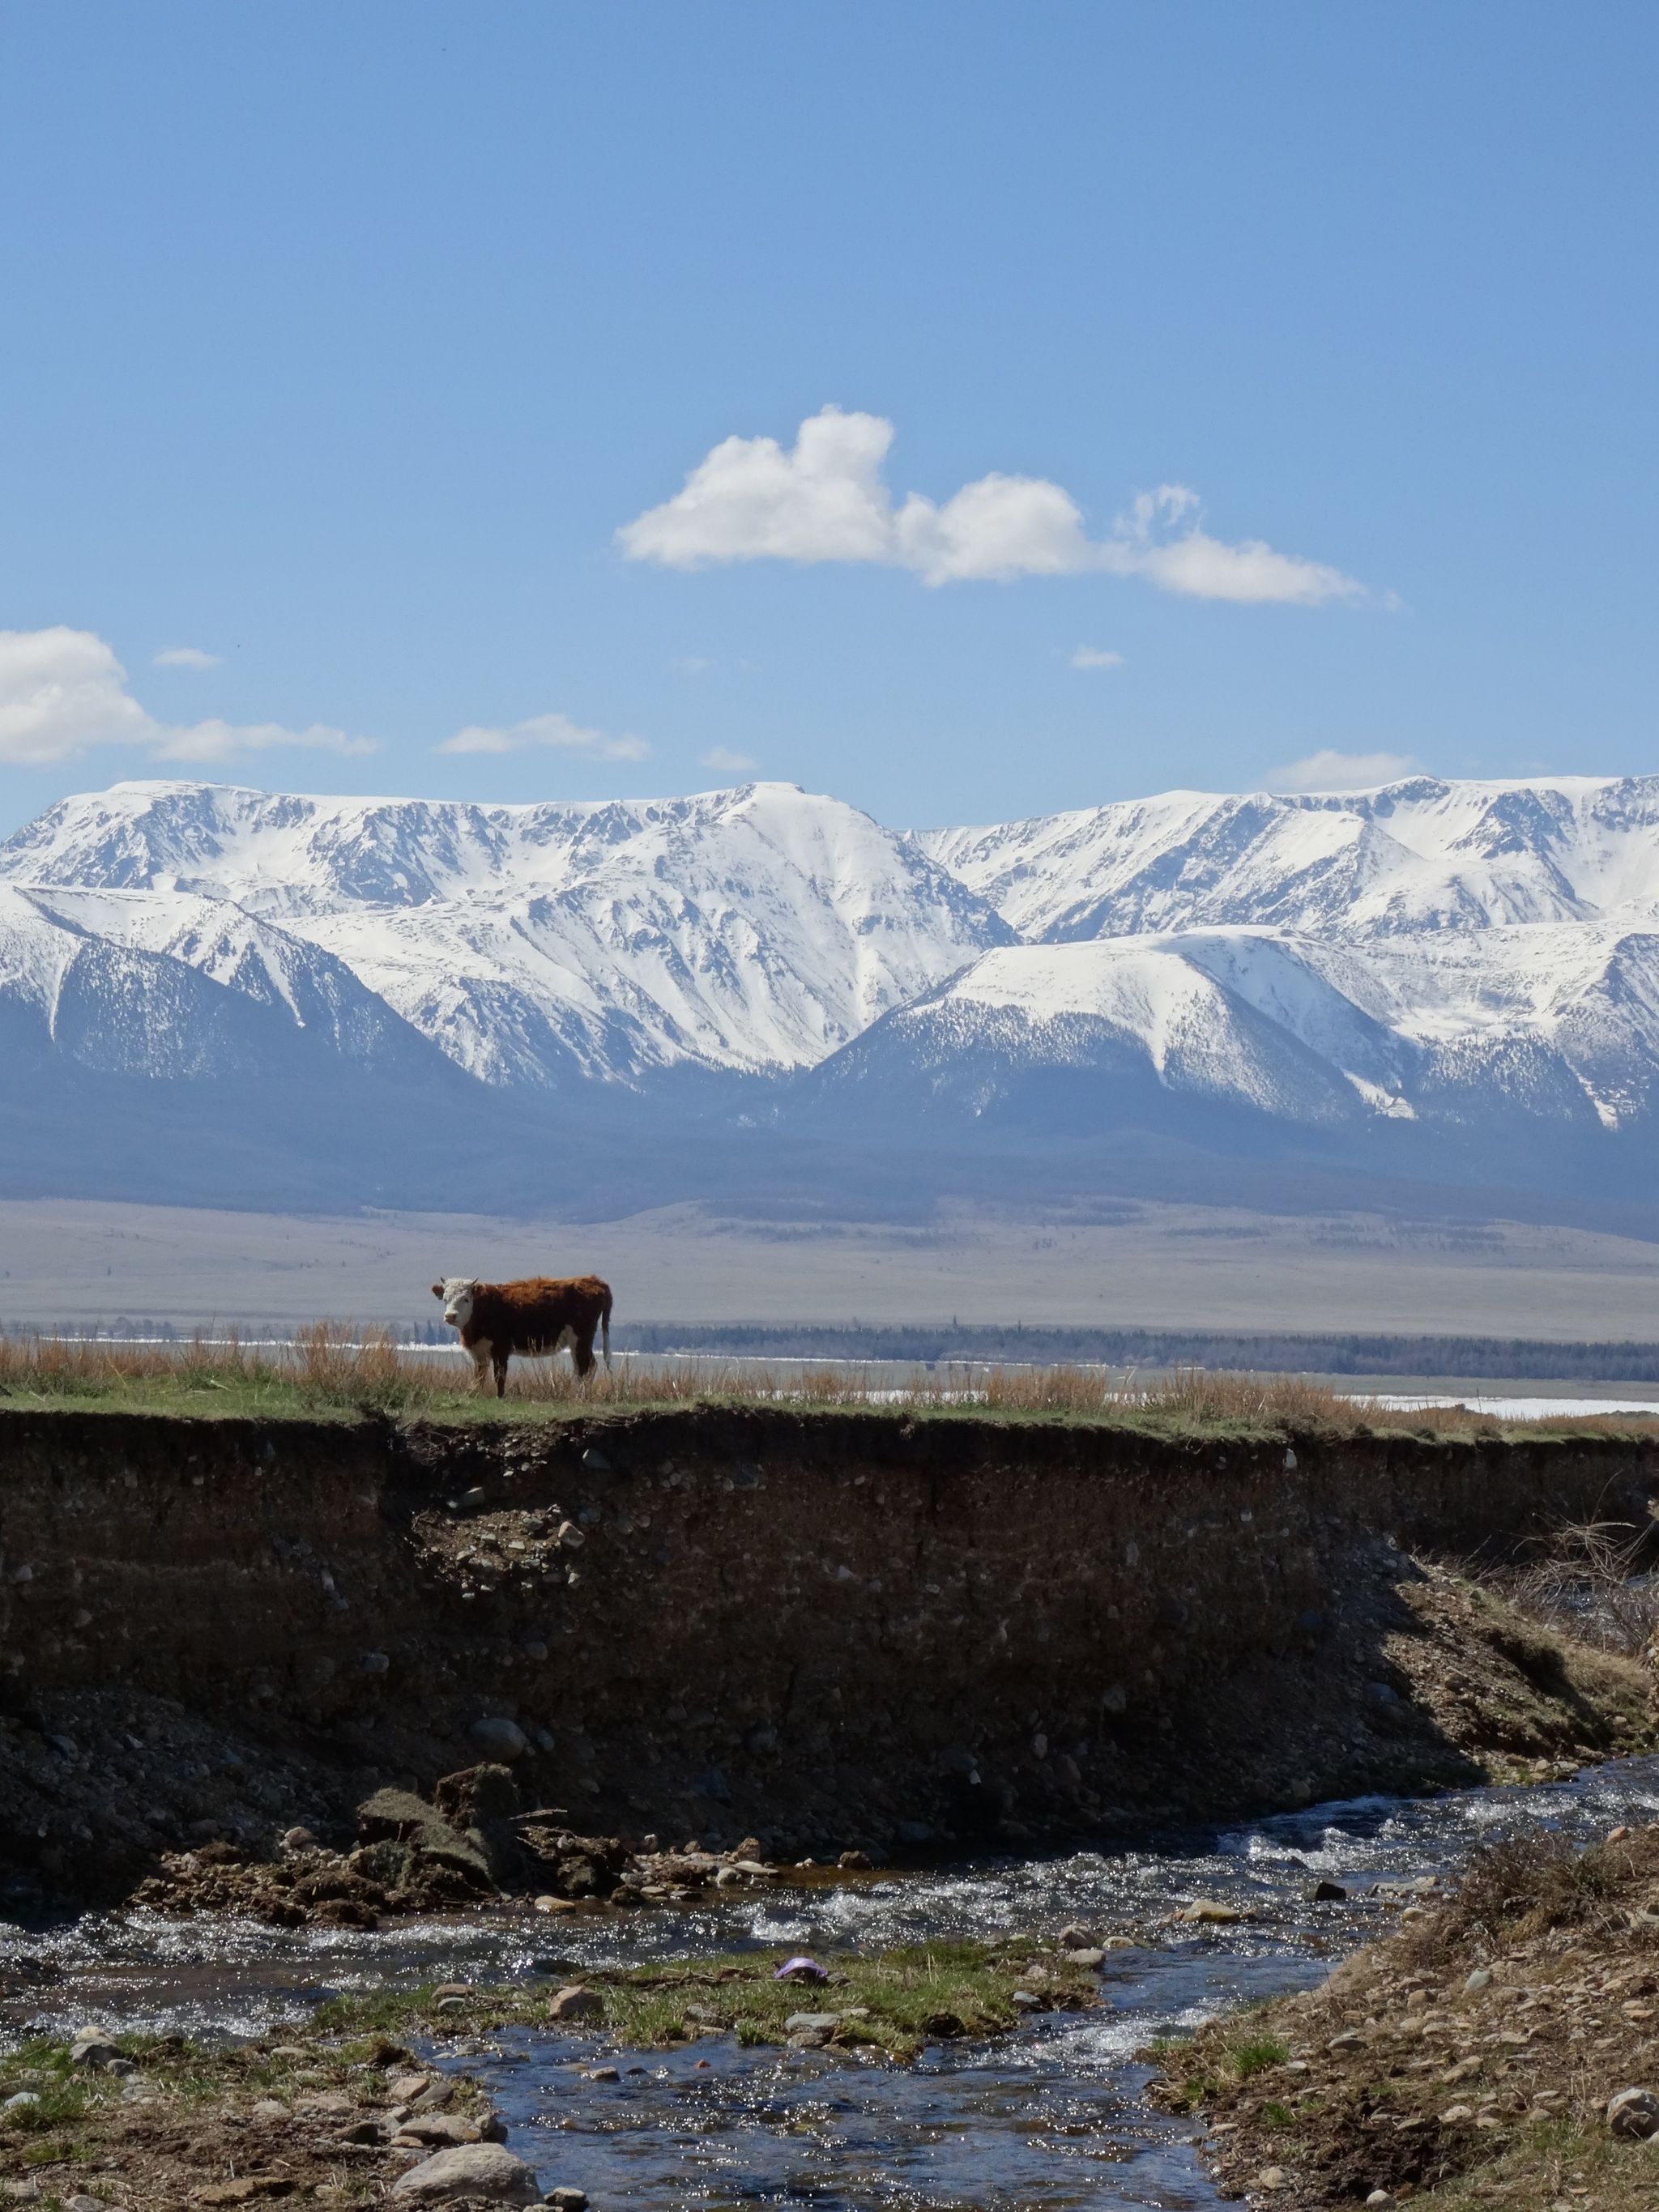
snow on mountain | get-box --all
[802,921,1659,1140]
[23,885,447,1072]
[799,936,1386,1133]
[872,776,1659,1139]
[0,880,454,1084]
[920,775,1659,942]
[7,769,1659,1191]
[0,780,1011,1087]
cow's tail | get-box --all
[601,1285,612,1371]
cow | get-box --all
[432,1273,613,1397]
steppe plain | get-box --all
[6,1194,1659,1344]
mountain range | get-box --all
[4,772,1658,1218]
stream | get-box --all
[6,1755,1659,2208]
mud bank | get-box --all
[1,1409,1655,1914]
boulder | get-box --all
[548,1983,603,2022]
[1608,2086,1659,2140]
[468,1718,529,1763]
[396,2116,482,2146]
[390,2143,540,2202]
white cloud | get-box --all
[1103,486,1364,607]
[1071,645,1125,671]
[0,625,366,768]
[153,646,221,669]
[1266,748,1421,793]
[702,745,758,774]
[618,406,1367,604]
[437,711,650,762]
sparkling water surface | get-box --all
[6,1755,1657,2208]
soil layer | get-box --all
[2,1407,1656,1916]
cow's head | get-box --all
[433,1276,479,1330]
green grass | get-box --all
[309,1939,1097,2059]
[0,1368,1643,1444]
[1231,2035,1292,2078]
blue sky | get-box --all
[1,1,1655,837]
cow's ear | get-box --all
[431,1282,443,1299]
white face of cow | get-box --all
[436,1276,478,1330]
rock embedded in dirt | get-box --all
[544,2191,589,2212]
[1607,2086,1659,2138]
[469,1716,528,1762]
[389,2142,541,2203]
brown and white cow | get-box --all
[432,1273,613,1396]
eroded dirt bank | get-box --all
[1,1408,1655,1916]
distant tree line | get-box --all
[610,1321,1659,1382]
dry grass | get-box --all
[0,1329,1655,1434]
[1420,1830,1627,1954]
[1491,1515,1659,1657]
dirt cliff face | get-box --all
[1,1409,1654,1915]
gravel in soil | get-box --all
[1151,1820,1659,2208]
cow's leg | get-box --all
[468,1340,492,1394]
[571,1328,595,1380]
[493,1350,510,1398]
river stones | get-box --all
[395,2114,483,2146]
[548,1982,603,2021]
[390,2143,540,2202]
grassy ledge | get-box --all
[2,1326,1654,1437]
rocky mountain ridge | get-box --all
[4,771,1659,1205]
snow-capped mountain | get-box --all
[921,776,1659,941]
[847,777,1659,1143]
[797,922,1659,1142]
[0,780,1009,1088]
[6,769,1659,1212]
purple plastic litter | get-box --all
[774,1955,829,1983]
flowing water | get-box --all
[7,1757,1659,2208]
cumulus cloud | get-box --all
[0,625,366,767]
[436,711,650,762]
[702,744,758,774]
[1266,748,1421,793]
[618,406,1367,603]
[153,645,221,669]
[1071,645,1125,671]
